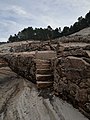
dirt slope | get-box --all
[71,27,90,36]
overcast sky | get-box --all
[0,0,90,42]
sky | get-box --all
[0,0,90,42]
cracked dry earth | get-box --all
[0,61,89,120]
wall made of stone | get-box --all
[54,56,90,119]
[3,53,36,83]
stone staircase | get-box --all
[35,59,53,88]
[34,51,56,88]
[1,51,56,89]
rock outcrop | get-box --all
[54,52,90,118]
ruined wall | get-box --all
[54,48,90,119]
[10,41,56,53]
[3,53,36,83]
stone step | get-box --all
[34,59,50,64]
[37,81,53,88]
[36,69,52,74]
[36,64,51,69]
[36,74,53,81]
[35,51,57,60]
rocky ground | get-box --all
[0,58,88,120]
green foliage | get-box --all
[8,26,61,42]
[85,11,90,26]
[62,26,70,36]
[8,11,90,42]
[61,11,90,36]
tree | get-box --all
[78,16,83,22]
[58,27,61,33]
[8,10,90,43]
[8,35,13,42]
[47,25,53,31]
[85,11,90,26]
[62,26,70,36]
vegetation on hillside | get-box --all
[0,42,6,45]
[8,11,90,42]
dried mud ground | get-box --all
[0,65,89,120]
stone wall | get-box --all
[10,41,56,53]
[54,53,90,118]
[3,53,36,83]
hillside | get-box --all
[71,27,90,36]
